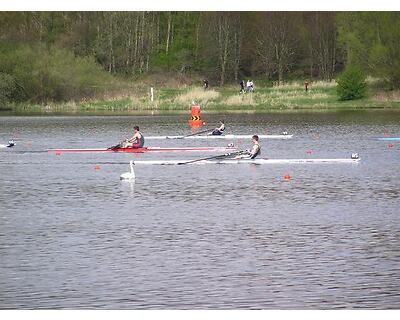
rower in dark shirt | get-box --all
[236,135,261,159]
[210,120,225,136]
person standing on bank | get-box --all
[203,79,209,90]
[240,80,245,94]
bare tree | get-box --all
[304,12,337,81]
[165,12,172,54]
[232,13,243,82]
[212,13,233,86]
[256,12,300,84]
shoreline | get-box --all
[2,81,400,116]
[2,106,400,117]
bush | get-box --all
[337,65,367,101]
[0,72,16,106]
[0,43,116,103]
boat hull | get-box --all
[146,134,293,140]
[130,158,361,165]
[48,147,238,153]
[377,137,400,141]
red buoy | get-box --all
[283,174,291,181]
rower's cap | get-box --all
[252,135,259,141]
[134,125,140,131]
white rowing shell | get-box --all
[377,137,400,141]
[131,158,360,165]
[47,146,238,153]
[146,134,293,140]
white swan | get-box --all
[120,160,135,180]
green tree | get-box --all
[0,72,16,106]
[337,65,367,101]
[0,42,115,103]
[337,12,400,88]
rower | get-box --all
[7,140,15,148]
[210,120,225,136]
[236,135,261,159]
[122,126,145,148]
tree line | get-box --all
[1,12,399,104]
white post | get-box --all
[150,87,154,102]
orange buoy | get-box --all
[191,104,200,116]
[95,165,101,170]
[388,143,394,149]
[55,151,61,156]
[283,174,291,181]
[306,149,312,155]
[188,104,204,128]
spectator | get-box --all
[203,79,209,90]
[249,80,254,92]
[239,80,245,94]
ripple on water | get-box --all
[1,113,400,308]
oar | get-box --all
[171,129,211,139]
[177,150,246,165]
[107,142,123,150]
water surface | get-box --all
[1,111,400,309]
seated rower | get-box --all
[121,125,145,148]
[7,140,15,148]
[210,120,225,135]
[236,135,261,159]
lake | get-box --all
[0,111,400,309]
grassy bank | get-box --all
[3,79,400,115]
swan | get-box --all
[120,160,135,180]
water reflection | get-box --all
[120,180,135,196]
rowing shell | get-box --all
[377,137,400,141]
[48,146,238,153]
[146,134,293,140]
[130,157,361,165]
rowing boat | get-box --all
[48,146,238,153]
[146,134,293,140]
[129,157,361,165]
[377,137,400,141]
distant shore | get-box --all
[2,80,400,115]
